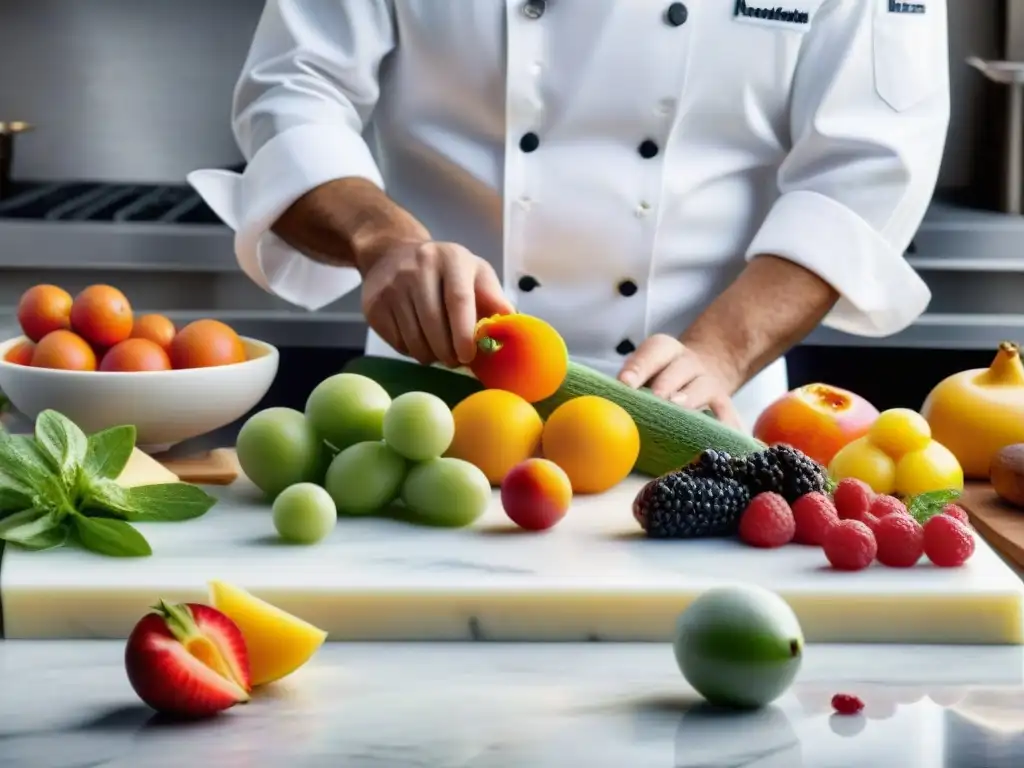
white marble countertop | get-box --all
[1,641,1023,767]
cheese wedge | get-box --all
[116,448,179,488]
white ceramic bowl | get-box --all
[0,335,279,453]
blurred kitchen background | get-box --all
[0,0,1021,411]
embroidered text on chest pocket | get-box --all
[873,1,944,112]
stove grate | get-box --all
[0,181,224,225]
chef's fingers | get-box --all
[442,257,480,365]
[648,354,701,399]
[413,270,459,368]
[671,379,744,430]
[618,334,681,388]
[394,300,435,365]
[475,263,515,317]
[708,395,745,431]
[365,303,408,357]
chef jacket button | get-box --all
[665,2,689,26]
[518,275,540,292]
[616,339,637,356]
[618,279,639,297]
[638,140,659,159]
[519,132,540,153]
[522,0,546,20]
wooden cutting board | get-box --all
[959,482,1024,570]
[155,448,240,486]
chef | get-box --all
[189,0,949,430]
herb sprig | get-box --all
[0,410,216,557]
[906,488,962,524]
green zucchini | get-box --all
[342,356,764,477]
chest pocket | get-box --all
[873,0,945,112]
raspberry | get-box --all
[847,510,880,534]
[941,504,970,526]
[739,492,795,548]
[832,478,874,520]
[923,515,976,568]
[831,693,865,715]
[823,519,877,571]
[869,494,907,519]
[874,513,924,568]
[791,492,839,546]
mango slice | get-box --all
[208,580,327,687]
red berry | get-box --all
[833,478,874,520]
[874,513,924,568]
[869,494,907,519]
[923,515,976,568]
[831,693,865,715]
[941,504,970,526]
[791,492,839,546]
[824,520,877,571]
[847,510,880,534]
[739,492,795,548]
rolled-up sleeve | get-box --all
[745,0,949,337]
[230,0,395,311]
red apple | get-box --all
[753,384,879,466]
[125,600,251,718]
[501,458,573,531]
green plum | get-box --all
[401,457,491,528]
[305,373,391,451]
[382,391,455,462]
[324,441,407,516]
[272,483,337,545]
[236,407,324,499]
[673,584,804,709]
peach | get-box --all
[753,383,879,467]
[500,458,573,531]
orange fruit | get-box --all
[446,389,544,485]
[170,319,246,369]
[99,338,172,372]
[70,285,134,348]
[31,330,97,371]
[4,340,35,366]
[17,284,72,342]
[541,395,640,494]
[469,314,568,403]
[130,314,176,351]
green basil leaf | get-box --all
[13,524,69,551]
[0,430,42,498]
[123,483,218,522]
[72,514,152,557]
[80,477,135,519]
[35,410,88,483]
[0,508,62,545]
[83,425,136,480]
[0,434,69,511]
[0,487,32,515]
[907,488,962,523]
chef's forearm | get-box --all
[272,177,430,273]
[681,255,839,391]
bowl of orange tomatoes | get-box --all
[0,284,279,452]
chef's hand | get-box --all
[617,334,744,429]
[360,240,515,368]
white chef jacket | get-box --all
[188,0,948,429]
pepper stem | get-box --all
[979,341,1024,386]
[477,336,502,354]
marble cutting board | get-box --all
[2,475,1022,643]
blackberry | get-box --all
[634,473,751,539]
[734,444,827,502]
[684,449,736,481]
